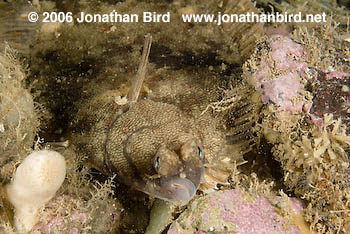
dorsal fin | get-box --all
[127,34,152,103]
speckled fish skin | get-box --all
[81,98,205,204]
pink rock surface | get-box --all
[247,35,350,129]
[168,189,303,234]
[32,192,121,234]
[269,35,307,72]
[261,72,304,112]
[251,35,309,114]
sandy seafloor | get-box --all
[1,0,350,233]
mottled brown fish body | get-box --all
[104,99,197,182]
[74,94,205,203]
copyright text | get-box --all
[29,11,328,24]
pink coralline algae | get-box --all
[246,34,350,130]
[31,192,122,234]
[167,189,303,234]
[33,210,88,234]
[261,73,305,113]
[250,35,310,114]
[33,217,64,234]
[268,36,307,72]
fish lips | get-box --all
[138,167,205,204]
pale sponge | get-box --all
[5,150,66,233]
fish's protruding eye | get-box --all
[198,146,203,159]
[154,156,160,171]
[154,146,182,176]
[180,138,205,162]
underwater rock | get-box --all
[242,23,350,233]
[255,0,349,26]
[244,34,310,115]
[0,46,41,180]
[32,188,122,234]
[1,144,123,233]
[168,189,304,234]
[243,31,350,127]
[31,147,123,234]
[309,70,350,131]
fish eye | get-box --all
[154,156,160,171]
[198,146,203,159]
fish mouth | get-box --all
[135,163,205,204]
[137,173,202,204]
[159,177,197,203]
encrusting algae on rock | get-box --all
[0,45,42,180]
[168,172,314,234]
[239,19,350,233]
[31,149,123,234]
